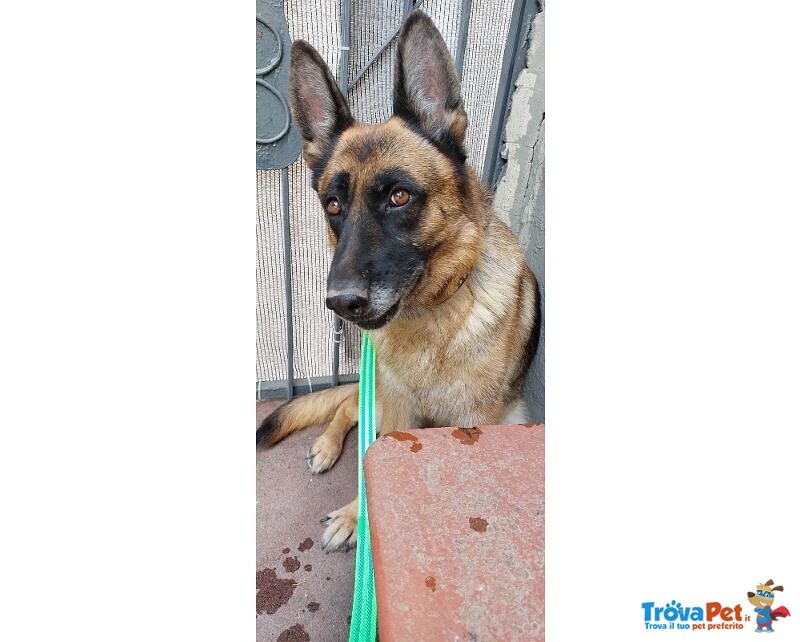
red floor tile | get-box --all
[365,424,545,641]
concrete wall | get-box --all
[493,10,545,423]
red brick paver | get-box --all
[364,424,545,641]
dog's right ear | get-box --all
[289,41,353,170]
[393,10,468,152]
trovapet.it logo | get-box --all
[641,600,747,631]
[641,578,791,633]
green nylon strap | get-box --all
[348,333,377,642]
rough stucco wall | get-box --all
[493,10,545,423]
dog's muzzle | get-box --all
[325,288,400,329]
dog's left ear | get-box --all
[393,10,468,152]
[289,40,353,171]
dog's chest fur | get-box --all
[371,215,534,428]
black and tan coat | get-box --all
[257,10,540,551]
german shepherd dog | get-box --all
[257,10,540,552]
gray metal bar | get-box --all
[454,0,472,79]
[332,0,352,388]
[258,374,361,400]
[338,0,351,90]
[347,0,423,92]
[281,166,294,400]
[347,27,398,92]
[482,0,538,186]
[331,316,342,387]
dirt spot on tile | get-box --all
[256,568,296,615]
[282,556,300,573]
[281,547,290,555]
[469,517,488,533]
[276,624,310,642]
[425,576,437,592]
[387,431,418,442]
[451,426,482,445]
[303,564,312,571]
[387,431,422,452]
[307,601,320,612]
[298,537,314,552]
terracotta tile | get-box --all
[365,424,545,641]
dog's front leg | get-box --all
[307,390,358,474]
[317,395,369,552]
[320,496,358,552]
[319,396,417,552]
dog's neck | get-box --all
[428,268,472,307]
[390,236,484,328]
[385,177,490,323]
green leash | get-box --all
[348,333,377,641]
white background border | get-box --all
[1,1,798,640]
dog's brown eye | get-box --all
[390,189,410,207]
[326,198,342,216]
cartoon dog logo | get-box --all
[747,579,791,632]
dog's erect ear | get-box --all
[393,10,468,150]
[289,40,353,170]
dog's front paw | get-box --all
[307,433,343,474]
[320,500,357,552]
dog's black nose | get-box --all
[326,291,368,318]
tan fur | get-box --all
[320,498,358,551]
[307,392,358,474]
[259,383,357,447]
[373,214,536,431]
